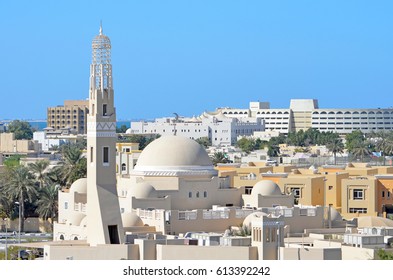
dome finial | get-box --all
[99,20,103,35]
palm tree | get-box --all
[28,160,50,189]
[35,184,59,231]
[326,138,344,165]
[58,144,87,188]
[211,152,229,166]
[351,140,371,162]
[3,166,37,232]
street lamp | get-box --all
[15,202,21,259]
[2,218,7,260]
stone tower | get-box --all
[86,24,124,246]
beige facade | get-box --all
[47,100,89,134]
[0,133,40,154]
[279,175,325,206]
[324,172,349,211]
[341,177,378,219]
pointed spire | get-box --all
[99,21,103,35]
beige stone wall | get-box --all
[280,247,341,260]
[157,244,258,260]
[44,244,139,260]
[325,172,349,210]
[0,133,39,153]
[341,245,376,260]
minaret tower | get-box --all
[86,24,124,246]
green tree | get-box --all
[118,134,160,150]
[35,184,59,231]
[195,137,211,148]
[7,120,34,140]
[3,155,23,169]
[267,144,280,157]
[57,144,87,188]
[3,166,37,232]
[28,160,50,189]
[351,140,371,162]
[116,124,129,133]
[237,137,256,154]
[326,138,344,165]
[345,130,365,151]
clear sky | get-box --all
[1,1,393,121]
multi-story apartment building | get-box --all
[47,100,89,134]
[216,99,393,134]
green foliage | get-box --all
[376,249,393,260]
[56,143,87,188]
[237,138,257,154]
[35,184,59,231]
[195,137,211,148]
[211,152,230,166]
[7,120,34,140]
[326,138,344,164]
[116,124,129,133]
[118,134,160,150]
[2,166,37,232]
[345,130,365,151]
[28,160,50,188]
[3,155,23,168]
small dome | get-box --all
[70,178,87,194]
[80,216,87,227]
[130,182,157,199]
[122,212,144,227]
[251,180,282,196]
[243,211,268,228]
[67,212,86,226]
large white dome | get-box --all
[133,136,217,176]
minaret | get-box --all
[86,24,124,246]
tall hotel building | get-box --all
[47,100,89,134]
[218,99,393,134]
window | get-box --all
[353,189,364,200]
[290,187,301,198]
[204,191,207,198]
[196,191,200,198]
[188,192,192,198]
[103,147,109,165]
[64,202,68,209]
[329,186,333,190]
[382,191,385,198]
[103,104,107,116]
[121,163,126,171]
[90,147,93,163]
[349,208,367,213]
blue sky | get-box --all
[1,1,393,120]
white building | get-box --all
[129,112,264,146]
[217,99,393,134]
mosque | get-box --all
[45,25,390,260]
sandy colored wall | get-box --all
[341,246,376,260]
[44,244,139,260]
[280,247,341,260]
[157,244,258,260]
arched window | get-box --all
[59,234,65,240]
[196,191,200,198]
[189,192,192,198]
[204,191,207,198]
[121,163,126,171]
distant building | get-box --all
[214,99,393,134]
[129,112,264,146]
[47,100,89,134]
[0,132,40,156]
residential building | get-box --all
[47,100,89,134]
